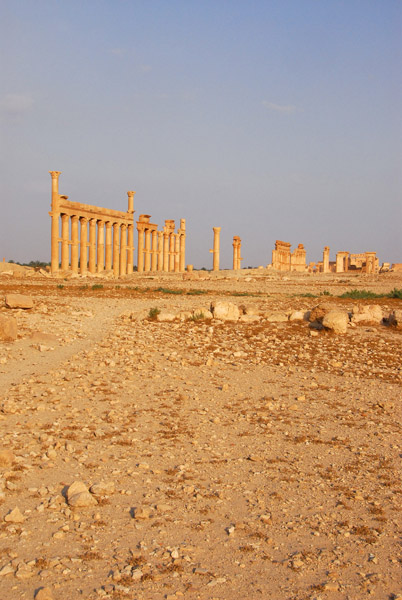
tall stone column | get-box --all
[80,217,88,275]
[113,223,120,276]
[157,231,163,271]
[323,246,330,273]
[233,237,238,270]
[88,218,97,273]
[61,214,70,271]
[169,234,175,272]
[137,225,144,273]
[212,227,221,271]
[174,233,180,272]
[105,222,113,271]
[120,224,127,276]
[179,219,186,272]
[97,221,105,272]
[151,230,157,271]
[71,216,79,273]
[49,171,61,273]
[163,230,169,272]
[144,229,151,272]
[126,224,134,274]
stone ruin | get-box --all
[270,241,379,274]
[49,171,185,276]
[271,240,306,272]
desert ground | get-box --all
[0,267,401,600]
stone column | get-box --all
[105,222,113,271]
[97,220,105,272]
[179,219,186,272]
[113,223,120,276]
[212,227,221,271]
[151,230,157,271]
[163,230,169,272]
[71,216,79,273]
[144,229,151,272]
[174,234,180,272]
[80,217,88,275]
[49,171,61,273]
[323,246,330,273]
[137,225,144,273]
[157,231,163,271]
[88,218,97,273]
[120,224,127,276]
[61,214,70,271]
[169,233,175,272]
[127,224,134,274]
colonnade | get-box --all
[50,172,135,276]
[232,236,242,270]
[136,217,186,273]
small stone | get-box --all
[35,588,54,600]
[0,563,14,577]
[0,314,17,342]
[4,507,25,523]
[133,506,153,520]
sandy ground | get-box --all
[0,270,401,600]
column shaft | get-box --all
[71,216,79,273]
[174,234,180,272]
[49,171,61,273]
[105,222,113,271]
[151,231,157,271]
[157,232,163,271]
[144,229,151,272]
[126,224,134,274]
[113,223,120,276]
[137,226,144,273]
[97,221,105,272]
[213,227,221,271]
[88,219,97,273]
[163,233,169,272]
[80,218,88,275]
[61,214,70,271]
[169,234,175,272]
[120,224,127,276]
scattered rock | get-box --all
[0,314,17,342]
[4,293,34,309]
[322,310,349,334]
[66,481,97,507]
[210,301,240,321]
[0,450,15,467]
[4,507,25,523]
[35,587,54,600]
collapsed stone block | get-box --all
[0,314,17,341]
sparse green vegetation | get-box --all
[57,284,64,289]
[321,290,331,296]
[389,287,402,299]
[190,311,205,321]
[186,289,208,295]
[148,307,160,320]
[91,284,104,290]
[155,287,184,295]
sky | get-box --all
[1,0,401,269]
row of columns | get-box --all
[137,218,186,273]
[58,215,134,276]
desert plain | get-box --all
[0,267,401,600]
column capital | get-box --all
[49,171,61,179]
[213,227,221,233]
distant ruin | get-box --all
[49,171,185,275]
[270,241,379,274]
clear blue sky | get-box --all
[1,0,401,268]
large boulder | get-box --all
[0,314,17,341]
[5,294,34,309]
[66,481,97,507]
[351,304,383,325]
[210,301,240,321]
[322,310,349,334]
